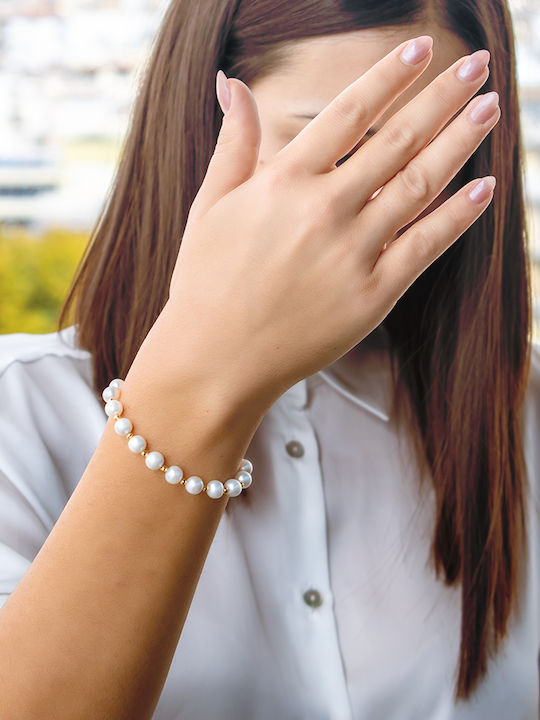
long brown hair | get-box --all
[59,0,532,702]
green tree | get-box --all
[0,226,87,334]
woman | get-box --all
[0,0,535,717]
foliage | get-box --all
[0,226,88,335]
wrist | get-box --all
[126,302,278,433]
[102,378,253,499]
[121,348,265,473]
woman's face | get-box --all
[249,24,472,240]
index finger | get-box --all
[277,35,434,175]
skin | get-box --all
[250,24,471,240]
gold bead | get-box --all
[126,432,134,440]
[141,451,148,457]
[160,466,168,473]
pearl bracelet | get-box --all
[102,378,253,499]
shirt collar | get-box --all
[281,324,393,422]
[318,323,392,422]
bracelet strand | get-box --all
[102,378,253,499]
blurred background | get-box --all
[0,0,538,335]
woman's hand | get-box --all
[147,35,499,410]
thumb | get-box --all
[190,71,262,217]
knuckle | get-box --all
[407,224,439,262]
[318,182,342,212]
[444,202,464,234]
[213,127,238,156]
[260,162,295,194]
[303,191,339,227]
[332,91,369,127]
[430,78,451,105]
[299,176,341,225]
[398,160,431,204]
[187,198,203,222]
[382,121,417,155]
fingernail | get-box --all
[457,49,490,82]
[216,69,231,114]
[399,36,433,65]
[468,176,496,204]
[468,91,499,124]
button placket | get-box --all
[274,381,354,719]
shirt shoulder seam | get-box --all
[0,327,91,382]
[0,349,91,383]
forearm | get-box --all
[0,365,263,720]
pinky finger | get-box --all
[374,175,496,302]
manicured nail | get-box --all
[468,176,496,204]
[216,69,231,114]
[457,49,490,81]
[468,91,499,124]
[399,36,433,65]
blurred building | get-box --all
[510,0,540,327]
[0,0,166,229]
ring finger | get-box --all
[355,89,500,259]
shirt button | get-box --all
[285,440,305,458]
[303,589,323,608]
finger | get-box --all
[356,90,500,259]
[333,49,491,213]
[276,35,434,174]
[189,75,261,219]
[372,176,496,305]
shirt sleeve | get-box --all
[0,336,101,611]
[0,467,52,609]
[0,356,69,610]
[523,342,540,708]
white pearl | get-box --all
[206,480,224,499]
[114,417,132,436]
[225,478,243,497]
[165,465,183,485]
[102,386,119,402]
[110,378,125,390]
[145,451,164,470]
[236,470,252,488]
[185,476,204,495]
[239,458,253,474]
[128,435,146,453]
[105,399,123,417]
